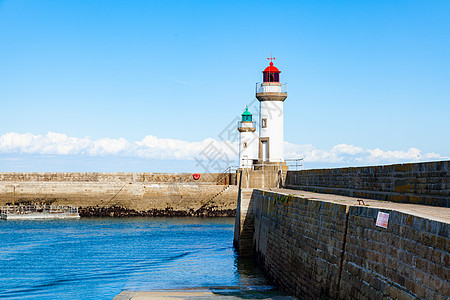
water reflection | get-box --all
[234,253,273,289]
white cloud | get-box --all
[284,141,449,166]
[0,132,238,161]
[0,132,448,167]
[332,144,364,155]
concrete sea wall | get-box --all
[249,190,449,299]
[0,172,238,217]
[285,161,450,207]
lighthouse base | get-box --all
[237,163,288,189]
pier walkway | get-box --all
[268,188,450,223]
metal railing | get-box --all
[237,121,257,128]
[238,158,303,171]
[255,82,287,94]
[215,166,239,185]
[285,158,304,171]
[1,205,79,215]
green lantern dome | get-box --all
[242,106,252,122]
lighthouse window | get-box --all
[243,142,247,148]
[264,73,280,83]
[262,118,267,128]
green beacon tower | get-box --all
[237,106,257,168]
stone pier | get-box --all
[233,160,449,299]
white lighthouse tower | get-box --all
[256,57,287,163]
[238,107,257,168]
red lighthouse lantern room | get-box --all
[263,58,280,83]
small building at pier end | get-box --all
[237,57,288,169]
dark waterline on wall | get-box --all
[0,218,274,300]
[78,206,236,218]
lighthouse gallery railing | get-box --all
[255,82,287,94]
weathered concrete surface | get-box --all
[285,160,450,207]
[272,188,450,224]
[0,172,238,217]
[238,165,288,189]
[243,188,449,299]
[114,289,296,299]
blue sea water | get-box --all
[0,218,273,299]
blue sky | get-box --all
[0,0,449,172]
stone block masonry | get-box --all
[0,172,230,183]
[285,160,450,207]
[0,172,238,217]
[246,189,449,299]
[341,206,449,299]
[234,188,255,257]
[252,190,348,298]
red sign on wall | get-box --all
[193,173,200,180]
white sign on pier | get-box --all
[376,212,389,228]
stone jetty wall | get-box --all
[0,172,230,183]
[0,172,238,217]
[285,161,450,207]
[246,190,449,299]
